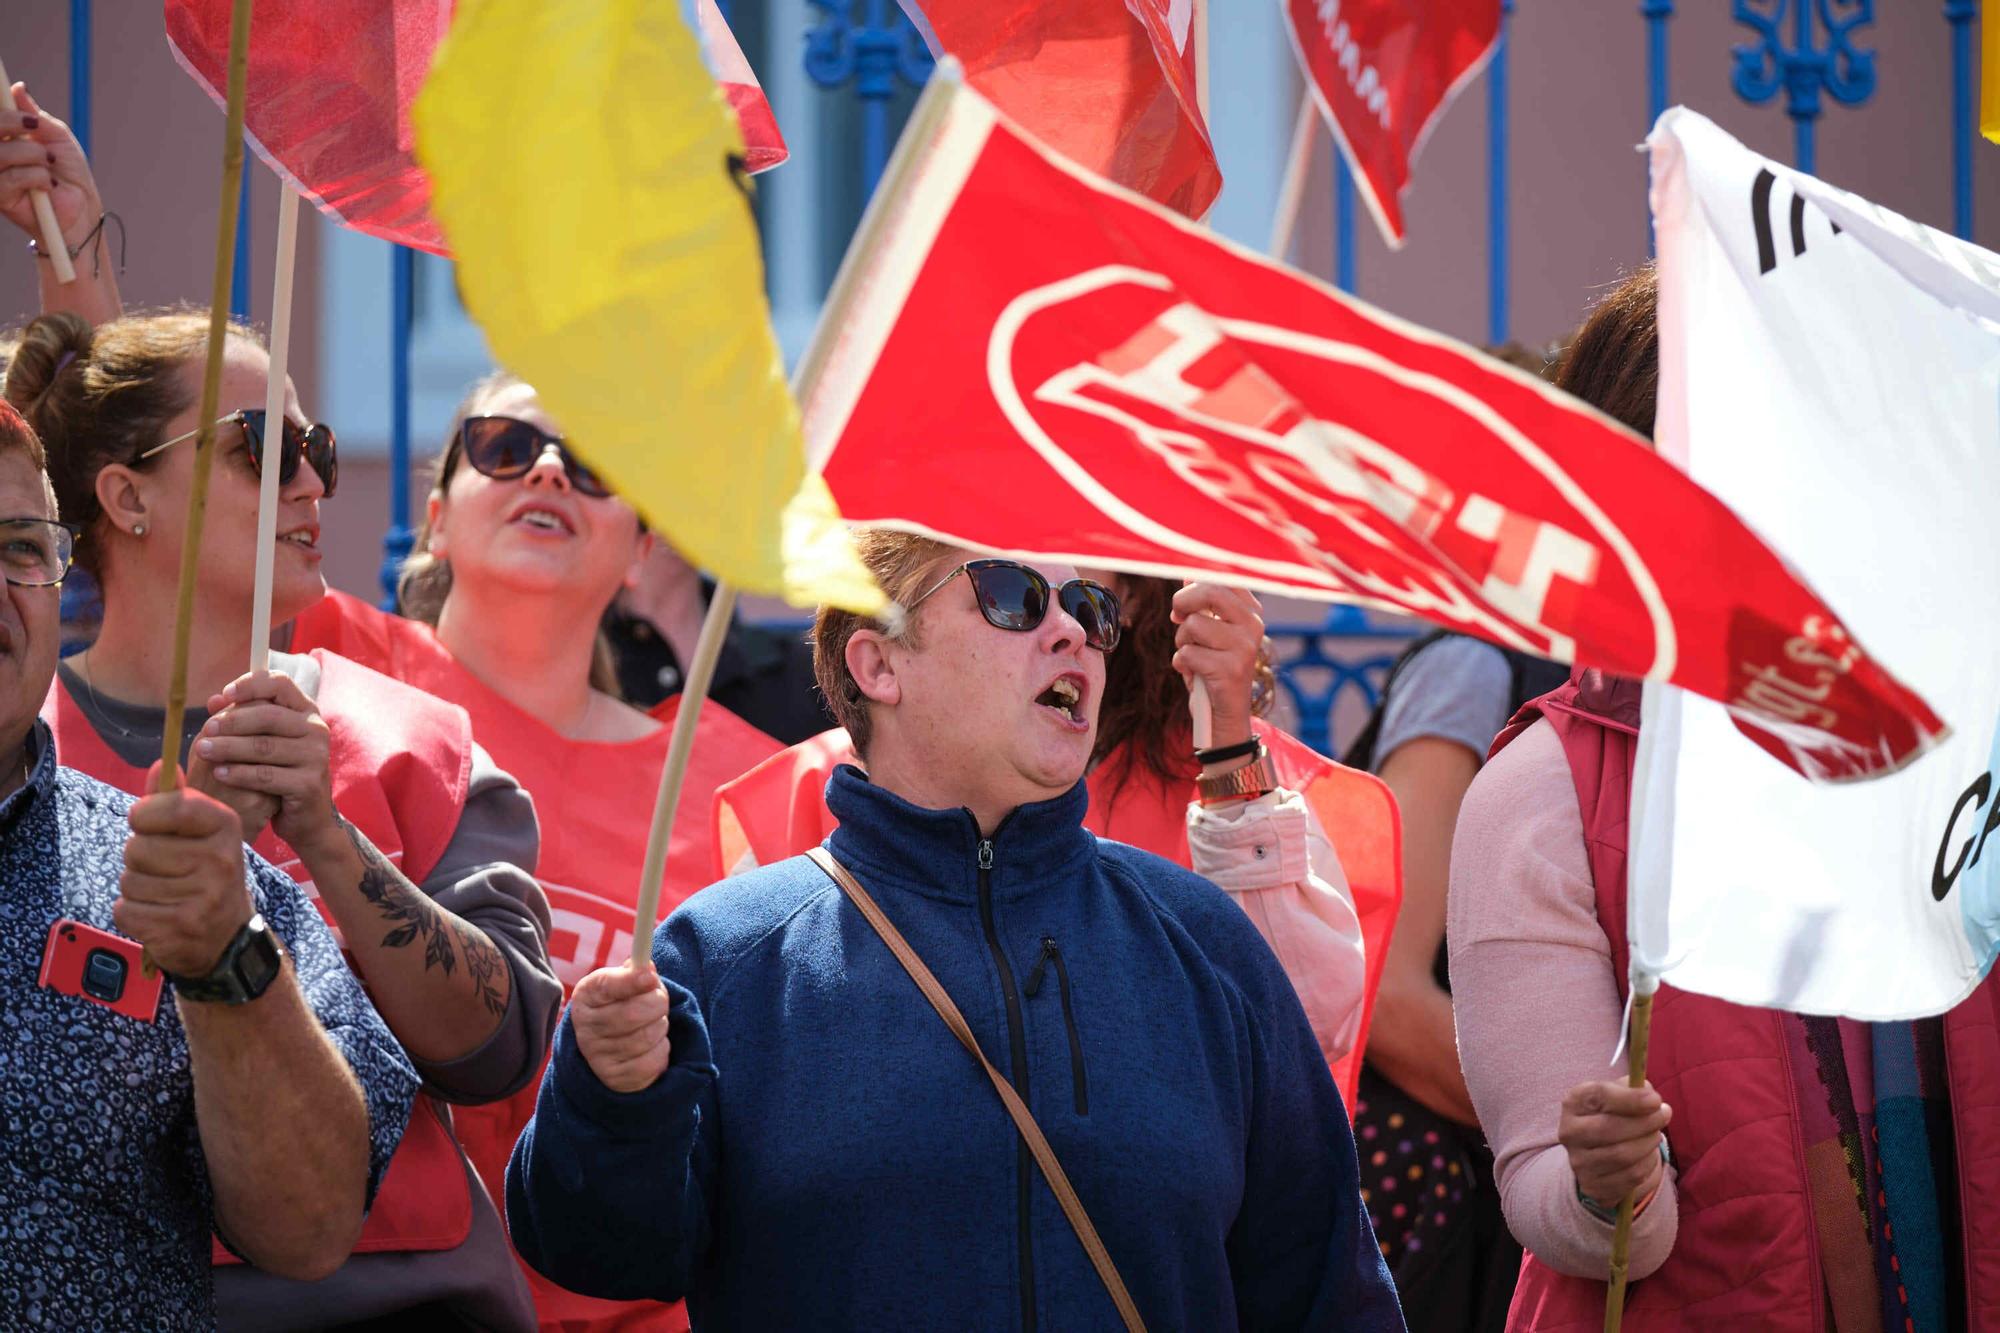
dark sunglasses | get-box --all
[457,415,612,499]
[907,558,1122,653]
[142,409,339,497]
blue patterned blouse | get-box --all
[0,722,419,1330]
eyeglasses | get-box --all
[139,410,339,497]
[906,558,1122,652]
[457,415,612,499]
[0,517,76,587]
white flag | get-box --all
[1634,108,2000,1020]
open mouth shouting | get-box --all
[1034,671,1091,731]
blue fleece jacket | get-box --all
[507,767,1403,1331]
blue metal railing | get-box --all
[68,0,90,156]
[381,247,416,608]
[1488,0,1513,345]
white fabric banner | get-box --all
[1636,108,2000,1020]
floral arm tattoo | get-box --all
[341,817,509,1018]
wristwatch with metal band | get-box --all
[1196,742,1277,803]
[166,912,284,1004]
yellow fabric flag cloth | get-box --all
[1986,0,2000,143]
[414,0,881,611]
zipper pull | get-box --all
[977,839,994,870]
[1024,938,1055,996]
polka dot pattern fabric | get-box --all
[1353,1067,1477,1270]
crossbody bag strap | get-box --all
[804,846,1146,1333]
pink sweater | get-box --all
[1446,717,1680,1281]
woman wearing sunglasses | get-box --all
[510,528,1403,1330]
[287,370,783,1332]
[4,311,561,1332]
[714,564,1380,1096]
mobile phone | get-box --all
[39,919,162,1022]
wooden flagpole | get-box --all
[249,187,302,674]
[627,583,738,965]
[1269,94,1317,262]
[1603,984,1658,1332]
[0,54,76,284]
[157,0,254,791]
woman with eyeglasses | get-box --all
[3,311,561,1333]
[286,370,783,1332]
[714,566,1386,1100]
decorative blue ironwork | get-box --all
[805,0,935,199]
[1947,0,1975,240]
[381,247,415,609]
[1487,0,1512,346]
[69,0,91,158]
[1731,0,1877,174]
[1267,607,1420,757]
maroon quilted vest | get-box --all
[1489,669,2000,1332]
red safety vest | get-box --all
[291,591,780,1331]
[712,721,1403,1109]
[1490,669,2000,1332]
[44,652,479,1262]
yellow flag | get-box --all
[1987,0,2000,143]
[414,0,881,611]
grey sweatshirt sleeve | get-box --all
[410,743,564,1105]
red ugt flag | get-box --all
[166,0,787,256]
[1285,0,1500,247]
[897,0,1220,219]
[803,75,1945,782]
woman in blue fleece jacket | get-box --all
[507,533,1403,1332]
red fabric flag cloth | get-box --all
[694,0,788,173]
[803,77,1946,784]
[1284,0,1500,247]
[165,0,787,255]
[712,724,1403,1112]
[897,0,1219,218]
[166,0,456,253]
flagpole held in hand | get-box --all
[157,0,255,791]
[0,56,76,284]
[628,584,739,965]
[1603,973,1659,1333]
[249,187,301,675]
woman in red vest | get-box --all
[714,571,1401,1107]
[4,310,562,1330]
[288,371,781,1332]
[1449,268,2000,1331]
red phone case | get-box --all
[39,919,162,1022]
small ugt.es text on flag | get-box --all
[800,73,1945,784]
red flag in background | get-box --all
[896,0,1220,218]
[693,0,788,173]
[165,0,787,255]
[1284,0,1500,247]
[802,76,1946,783]
[166,0,455,253]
